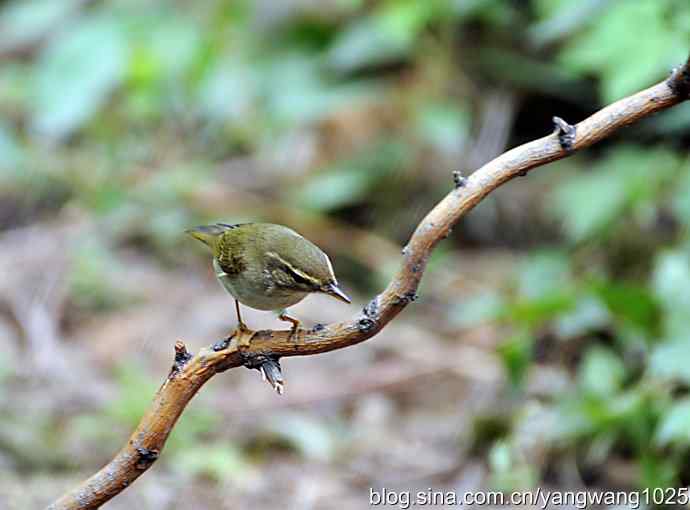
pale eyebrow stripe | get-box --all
[265,251,321,285]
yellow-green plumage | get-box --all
[186,223,350,330]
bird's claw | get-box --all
[287,324,300,341]
[278,312,301,342]
[234,324,254,350]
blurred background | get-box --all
[1,0,690,508]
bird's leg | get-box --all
[235,300,249,331]
[235,300,252,349]
[278,309,300,340]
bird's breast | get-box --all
[213,258,308,311]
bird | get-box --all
[186,222,351,337]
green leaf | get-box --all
[69,238,131,311]
[592,280,660,335]
[198,61,256,121]
[327,16,410,73]
[550,146,681,242]
[556,390,643,440]
[31,15,128,138]
[529,0,609,48]
[655,398,690,447]
[488,440,537,490]
[415,102,470,154]
[640,453,678,489]
[579,346,625,397]
[550,164,627,242]
[531,0,572,20]
[173,443,249,482]
[476,48,585,99]
[295,169,371,211]
[266,413,338,462]
[502,252,576,327]
[505,294,575,328]
[652,251,690,338]
[554,295,610,339]
[559,0,689,102]
[653,251,690,309]
[517,251,572,300]
[497,332,533,388]
[142,17,200,78]
[0,121,23,174]
[378,0,451,43]
[0,0,81,53]
[264,53,374,125]
[107,365,159,427]
[644,102,690,137]
[671,166,690,226]
[448,291,504,328]
[293,141,407,211]
[649,342,690,384]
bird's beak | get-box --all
[185,226,211,246]
[185,225,222,248]
[322,282,351,304]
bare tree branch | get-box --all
[47,56,690,510]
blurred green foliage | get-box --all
[2,0,690,498]
[482,145,690,487]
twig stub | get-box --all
[358,297,380,332]
[174,341,192,364]
[169,341,193,377]
[393,291,418,306]
[552,116,577,152]
[212,337,232,351]
[453,170,468,188]
[668,64,690,97]
[135,447,159,470]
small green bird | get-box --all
[186,222,351,335]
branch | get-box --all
[47,57,690,510]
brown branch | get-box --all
[47,57,690,510]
